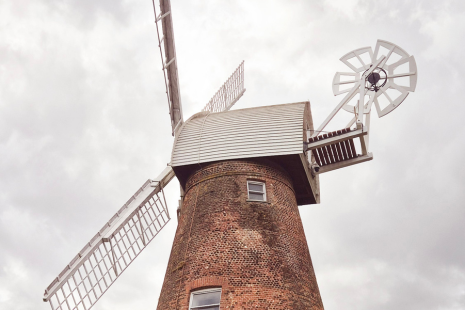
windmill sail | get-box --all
[43,167,175,310]
[202,61,245,113]
[153,0,183,135]
[307,39,417,175]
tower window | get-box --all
[189,288,222,310]
[247,180,266,201]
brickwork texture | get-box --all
[157,159,324,310]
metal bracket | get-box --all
[163,57,176,70]
[155,11,171,23]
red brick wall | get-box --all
[157,159,324,310]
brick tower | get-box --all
[157,160,323,309]
[159,101,323,309]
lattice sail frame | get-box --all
[43,167,175,310]
[152,0,184,136]
[202,61,246,113]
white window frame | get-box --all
[189,287,222,310]
[247,180,266,202]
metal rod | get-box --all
[387,72,416,79]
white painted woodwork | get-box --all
[307,127,367,150]
[171,102,306,167]
[331,39,417,121]
[312,39,418,167]
[43,167,175,309]
[202,61,246,113]
[332,72,360,96]
[340,46,373,73]
[316,153,373,174]
[154,0,183,135]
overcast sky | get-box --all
[1,0,464,309]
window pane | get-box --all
[191,291,221,307]
[249,192,264,201]
[248,183,263,192]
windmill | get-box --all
[42,0,417,309]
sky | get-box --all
[1,0,464,309]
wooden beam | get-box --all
[307,127,367,150]
[316,153,373,174]
[299,153,320,204]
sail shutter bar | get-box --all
[203,61,245,113]
[43,167,175,310]
[155,10,170,23]
[152,0,183,136]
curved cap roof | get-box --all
[171,102,307,167]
